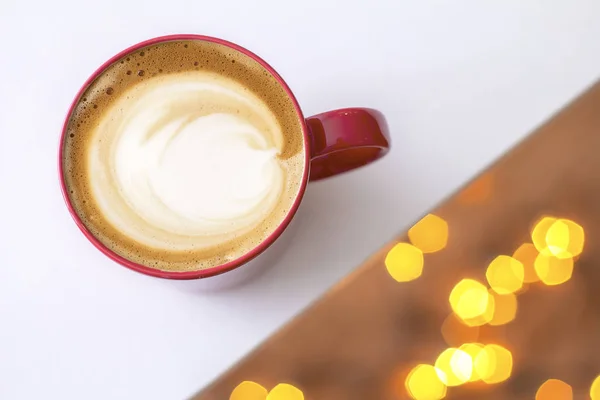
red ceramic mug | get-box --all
[59,34,390,288]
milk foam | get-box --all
[88,72,286,251]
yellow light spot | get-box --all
[488,291,517,326]
[532,216,557,253]
[441,314,479,347]
[486,255,524,294]
[535,379,573,400]
[545,219,585,259]
[408,214,449,253]
[385,243,424,282]
[458,343,485,382]
[266,383,304,400]
[545,220,570,257]
[512,243,540,283]
[534,253,574,286]
[474,344,513,384]
[434,348,473,386]
[230,381,268,400]
[449,279,494,326]
[590,375,600,399]
[532,217,585,260]
[405,364,447,400]
[463,295,495,327]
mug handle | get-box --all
[306,108,391,181]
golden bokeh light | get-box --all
[512,243,540,283]
[531,216,585,260]
[385,243,424,282]
[449,279,494,326]
[230,381,268,400]
[545,220,570,257]
[531,216,557,253]
[405,364,447,400]
[458,343,485,382]
[441,314,479,347]
[545,218,585,259]
[590,375,600,399]
[408,214,449,253]
[266,383,304,400]
[534,253,574,286]
[474,344,513,384]
[463,296,495,327]
[434,348,473,386]
[485,255,524,294]
[488,292,517,326]
[535,379,573,400]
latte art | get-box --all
[62,39,305,272]
[90,73,286,250]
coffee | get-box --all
[62,39,306,272]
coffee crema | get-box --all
[62,39,306,272]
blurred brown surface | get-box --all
[192,80,600,400]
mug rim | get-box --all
[58,34,311,280]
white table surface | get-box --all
[1,1,600,398]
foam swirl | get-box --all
[88,72,286,251]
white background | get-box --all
[1,1,600,399]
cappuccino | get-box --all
[62,39,306,272]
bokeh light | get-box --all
[449,279,494,326]
[230,381,268,400]
[535,379,573,400]
[266,383,304,400]
[590,375,600,399]
[534,252,574,286]
[531,217,585,260]
[441,314,479,347]
[458,343,485,382]
[545,218,585,259]
[488,291,518,326]
[408,214,449,253]
[464,298,495,327]
[434,348,473,386]
[405,364,447,400]
[531,216,558,253]
[473,344,513,384]
[485,255,524,294]
[512,243,540,283]
[385,243,424,282]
